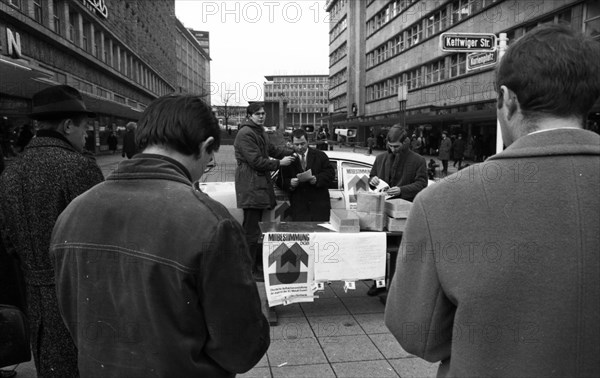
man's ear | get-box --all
[200,136,215,156]
[500,86,519,119]
[58,118,74,135]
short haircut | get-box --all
[247,102,265,116]
[135,94,220,157]
[126,121,136,130]
[387,124,409,143]
[37,114,87,131]
[291,128,307,140]
[496,24,600,121]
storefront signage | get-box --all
[81,0,108,19]
[5,28,22,59]
[440,32,497,52]
[466,51,498,71]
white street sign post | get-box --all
[440,32,497,52]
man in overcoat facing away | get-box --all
[0,85,104,377]
[279,128,335,221]
[50,94,270,377]
[385,24,600,377]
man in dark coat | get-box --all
[121,121,137,158]
[369,125,428,202]
[51,94,269,377]
[385,24,600,377]
[367,124,428,296]
[0,85,104,377]
[234,103,294,280]
[452,132,466,169]
[280,128,335,221]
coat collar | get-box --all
[107,154,193,184]
[489,128,600,161]
[28,129,78,152]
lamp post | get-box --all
[495,33,509,154]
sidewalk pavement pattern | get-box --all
[12,145,452,377]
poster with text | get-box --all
[342,167,371,209]
[263,232,315,307]
[311,232,386,282]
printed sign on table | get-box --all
[342,167,371,209]
[262,232,315,307]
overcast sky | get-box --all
[175,0,330,107]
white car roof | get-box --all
[325,150,376,165]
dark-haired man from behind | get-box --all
[279,128,335,221]
[385,24,600,377]
[50,94,269,377]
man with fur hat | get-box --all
[0,85,103,377]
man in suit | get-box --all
[280,128,335,221]
[385,24,600,377]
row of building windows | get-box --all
[329,68,347,89]
[328,0,347,23]
[366,0,499,69]
[270,77,328,83]
[366,52,469,102]
[6,0,172,102]
[266,84,327,91]
[329,16,347,43]
[366,0,417,36]
[329,42,347,67]
[331,93,347,111]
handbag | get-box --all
[0,304,31,367]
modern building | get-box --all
[188,29,210,56]
[326,0,600,153]
[0,0,210,154]
[264,74,329,131]
[175,21,211,101]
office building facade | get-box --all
[326,0,599,152]
[1,0,210,153]
[264,74,329,129]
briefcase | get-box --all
[0,304,31,366]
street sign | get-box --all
[440,32,497,52]
[466,51,498,71]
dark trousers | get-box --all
[441,160,449,174]
[243,208,263,271]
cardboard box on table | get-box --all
[384,198,412,232]
[329,209,360,233]
[356,192,386,231]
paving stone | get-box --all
[238,366,272,378]
[300,297,349,317]
[271,363,336,377]
[388,357,439,378]
[353,312,390,334]
[341,295,386,314]
[308,314,365,337]
[319,334,383,362]
[267,338,328,366]
[270,316,314,340]
[369,333,411,359]
[274,302,304,318]
[332,360,399,377]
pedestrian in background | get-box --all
[107,130,118,154]
[122,121,137,158]
[385,24,600,377]
[14,124,34,153]
[234,103,294,281]
[0,85,104,377]
[452,132,466,169]
[51,94,270,377]
[437,131,452,175]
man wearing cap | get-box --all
[0,85,103,377]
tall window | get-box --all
[33,0,43,22]
[585,1,600,41]
[52,0,61,35]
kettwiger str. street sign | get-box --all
[466,51,498,71]
[440,32,497,52]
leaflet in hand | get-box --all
[372,179,390,193]
[297,169,313,182]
